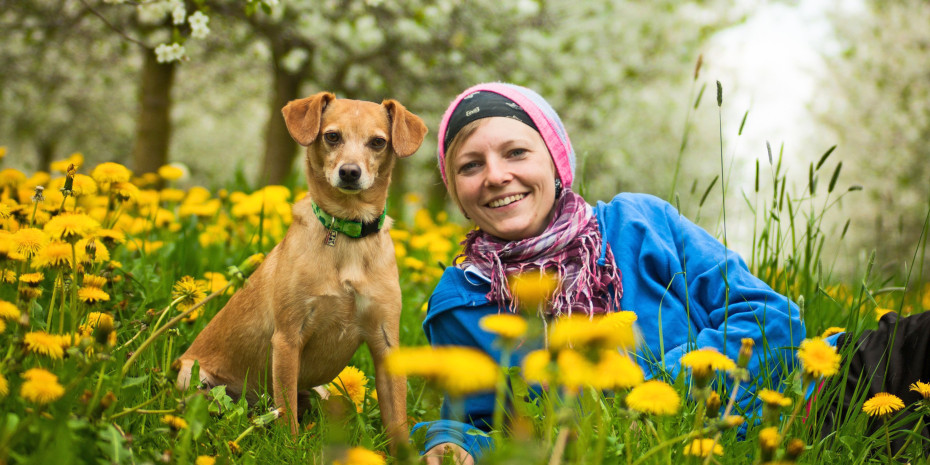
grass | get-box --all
[0,90,929,465]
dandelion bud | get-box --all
[705,391,721,419]
[62,164,76,195]
[85,239,97,262]
[722,415,744,429]
[738,338,754,368]
[32,186,45,202]
[716,80,723,107]
[100,391,117,410]
[758,426,779,461]
[786,438,805,461]
[93,315,115,347]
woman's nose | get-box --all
[484,156,512,185]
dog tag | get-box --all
[326,229,337,246]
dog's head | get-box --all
[282,92,428,195]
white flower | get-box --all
[137,1,171,24]
[188,11,210,39]
[155,43,186,63]
[171,0,186,25]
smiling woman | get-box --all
[412,82,930,463]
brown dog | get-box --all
[176,92,427,450]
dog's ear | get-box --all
[282,92,336,146]
[382,99,428,158]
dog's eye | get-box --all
[369,137,387,149]
[324,132,341,144]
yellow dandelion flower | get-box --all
[508,270,560,311]
[556,349,596,390]
[19,272,44,286]
[83,274,108,288]
[479,313,527,339]
[20,368,65,404]
[758,389,792,407]
[95,228,126,247]
[759,426,780,450]
[797,338,841,379]
[683,438,723,457]
[195,457,216,465]
[32,240,73,269]
[78,286,110,305]
[875,308,895,321]
[202,271,231,294]
[597,311,639,348]
[333,446,385,465]
[0,270,13,284]
[161,414,189,431]
[681,348,737,381]
[24,331,65,359]
[70,174,98,196]
[626,380,680,416]
[158,164,186,181]
[172,276,206,311]
[522,349,551,385]
[0,372,8,397]
[438,347,499,396]
[0,300,21,321]
[0,168,26,188]
[862,392,905,417]
[111,181,140,203]
[0,319,6,333]
[820,326,845,339]
[91,162,131,185]
[44,212,99,242]
[910,381,930,400]
[13,228,49,258]
[386,346,498,397]
[76,237,110,265]
[327,366,368,412]
[79,312,115,336]
[160,188,186,203]
[593,350,644,390]
[549,314,635,351]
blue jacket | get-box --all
[411,193,806,461]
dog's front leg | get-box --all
[367,317,407,454]
[271,330,302,436]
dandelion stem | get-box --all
[491,347,512,444]
[548,426,570,465]
[779,377,810,438]
[121,282,232,377]
[108,389,169,420]
[883,418,892,460]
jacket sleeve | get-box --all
[411,270,501,461]
[657,197,805,412]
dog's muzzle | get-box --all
[336,164,363,194]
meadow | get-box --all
[0,147,928,465]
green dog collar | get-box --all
[311,201,386,240]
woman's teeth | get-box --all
[488,194,526,208]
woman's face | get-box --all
[451,117,557,241]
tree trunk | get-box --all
[259,47,303,186]
[131,50,175,175]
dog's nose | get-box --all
[338,164,362,183]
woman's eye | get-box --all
[509,148,527,157]
[458,161,480,174]
[324,132,341,144]
[370,137,387,149]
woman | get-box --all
[413,83,930,464]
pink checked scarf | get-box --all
[457,191,623,316]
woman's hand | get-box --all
[423,443,474,465]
